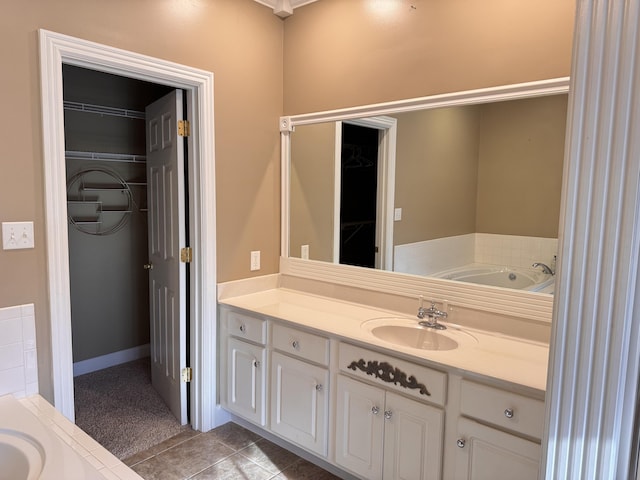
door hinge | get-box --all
[180,247,193,263]
[181,367,192,383]
[178,119,191,137]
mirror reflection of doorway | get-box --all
[339,123,379,268]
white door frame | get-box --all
[333,116,397,270]
[39,29,219,431]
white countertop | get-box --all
[219,287,549,393]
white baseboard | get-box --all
[73,344,150,377]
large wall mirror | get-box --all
[280,78,569,321]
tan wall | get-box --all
[290,122,336,262]
[0,0,283,400]
[476,95,568,237]
[283,0,575,114]
[393,107,481,245]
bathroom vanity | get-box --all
[218,281,548,480]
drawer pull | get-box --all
[315,384,323,392]
[504,408,514,419]
[292,340,300,350]
[384,410,393,420]
[239,324,246,333]
[457,438,466,448]
[253,360,260,368]
[371,406,380,415]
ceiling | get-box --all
[254,0,320,18]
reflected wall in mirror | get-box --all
[286,81,568,296]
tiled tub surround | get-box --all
[0,303,38,398]
[4,394,143,479]
[394,233,558,277]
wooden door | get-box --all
[145,90,187,424]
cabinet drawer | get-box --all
[225,309,267,345]
[271,323,329,366]
[460,380,545,440]
[338,343,447,407]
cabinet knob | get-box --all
[315,384,323,392]
[371,406,380,415]
[292,340,300,350]
[253,360,260,368]
[239,324,246,333]
[384,410,393,420]
[504,408,514,419]
[456,438,466,448]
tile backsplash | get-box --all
[0,303,38,397]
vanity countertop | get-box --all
[218,287,549,394]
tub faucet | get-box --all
[417,297,448,330]
[532,262,554,275]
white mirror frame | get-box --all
[280,77,569,323]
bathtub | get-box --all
[433,263,554,292]
[0,395,106,480]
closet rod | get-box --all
[63,101,145,120]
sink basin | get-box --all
[371,325,459,351]
[362,317,477,351]
[0,430,44,480]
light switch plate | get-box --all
[2,222,35,250]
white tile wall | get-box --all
[394,234,475,275]
[0,304,38,397]
[19,395,144,480]
[394,234,558,276]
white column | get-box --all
[543,1,640,479]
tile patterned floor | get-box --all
[123,422,343,480]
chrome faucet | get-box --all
[532,262,554,275]
[417,297,448,330]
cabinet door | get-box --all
[383,391,444,480]
[270,351,329,456]
[226,337,266,425]
[335,375,385,480]
[454,417,540,480]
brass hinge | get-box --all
[178,119,191,137]
[181,367,192,383]
[180,247,193,263]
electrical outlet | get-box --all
[2,222,35,250]
[301,244,309,260]
[250,250,261,271]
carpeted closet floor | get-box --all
[74,357,190,459]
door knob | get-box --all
[143,263,153,270]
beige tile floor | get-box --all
[123,422,343,480]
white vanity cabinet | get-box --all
[451,379,545,480]
[220,308,267,425]
[269,323,330,456]
[335,343,446,480]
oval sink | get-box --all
[362,317,478,351]
[371,325,459,351]
[0,430,45,480]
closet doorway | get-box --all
[333,117,397,271]
[63,65,189,425]
[41,29,217,432]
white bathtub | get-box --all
[0,395,107,480]
[433,263,554,292]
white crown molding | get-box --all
[254,0,320,17]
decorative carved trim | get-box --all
[347,359,431,396]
